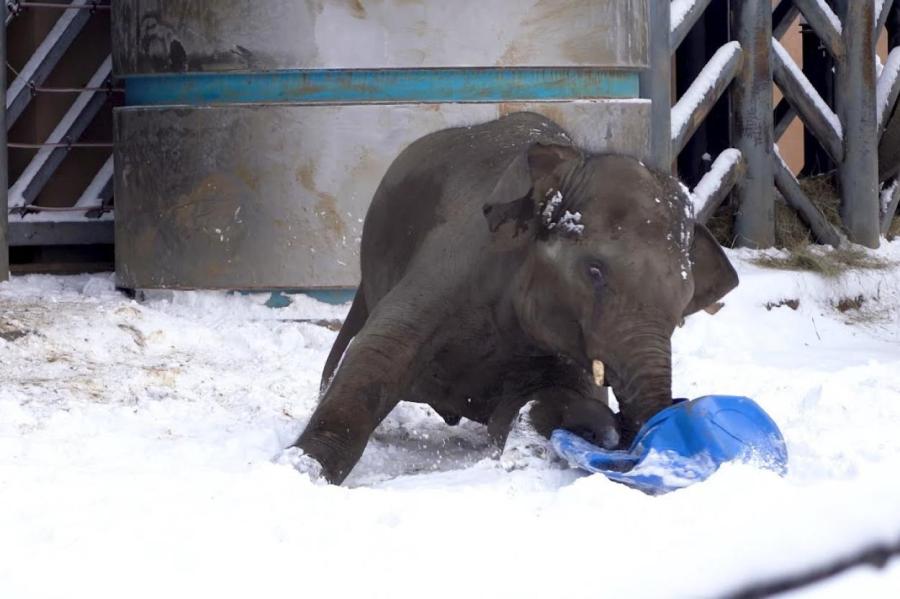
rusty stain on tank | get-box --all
[498,43,526,67]
[233,165,260,191]
[524,0,578,26]
[349,0,366,19]
[560,36,601,65]
[296,161,347,237]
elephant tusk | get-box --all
[592,360,606,387]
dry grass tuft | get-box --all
[835,295,865,313]
[888,214,900,240]
[832,294,893,325]
[706,173,893,276]
[751,245,891,277]
[705,173,845,249]
[764,298,800,311]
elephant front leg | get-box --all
[288,293,440,484]
[529,388,619,449]
[489,385,619,452]
[291,379,398,484]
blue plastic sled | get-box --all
[551,395,788,494]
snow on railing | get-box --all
[877,47,900,131]
[690,148,743,224]
[74,155,114,211]
[881,179,900,235]
[670,0,696,32]
[670,0,712,50]
[817,0,843,34]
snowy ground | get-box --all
[2,244,900,598]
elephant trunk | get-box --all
[604,328,673,445]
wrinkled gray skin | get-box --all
[290,113,738,484]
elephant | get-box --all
[282,112,738,484]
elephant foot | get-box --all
[275,447,326,483]
[498,402,560,472]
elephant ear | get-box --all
[684,224,739,316]
[482,143,582,248]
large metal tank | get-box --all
[112,0,650,291]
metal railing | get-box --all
[2,0,114,275]
[644,0,900,249]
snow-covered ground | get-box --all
[2,243,900,598]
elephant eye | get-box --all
[588,264,605,292]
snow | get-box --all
[541,189,563,228]
[883,180,899,213]
[552,211,584,237]
[772,39,843,140]
[691,148,742,217]
[815,0,843,35]
[877,47,900,129]
[670,0,699,33]
[3,242,900,597]
[671,42,742,144]
[74,156,114,210]
[7,208,114,224]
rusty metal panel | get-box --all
[114,101,649,290]
[112,0,648,74]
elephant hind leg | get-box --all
[320,287,368,395]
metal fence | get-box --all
[2,0,115,279]
[643,0,900,249]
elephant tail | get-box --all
[319,287,368,396]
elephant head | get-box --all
[483,144,738,442]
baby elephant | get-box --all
[283,112,738,484]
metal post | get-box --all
[731,0,775,248]
[1,1,8,281]
[640,0,671,173]
[835,0,880,248]
[676,1,733,189]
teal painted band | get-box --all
[260,289,355,307]
[123,68,640,106]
